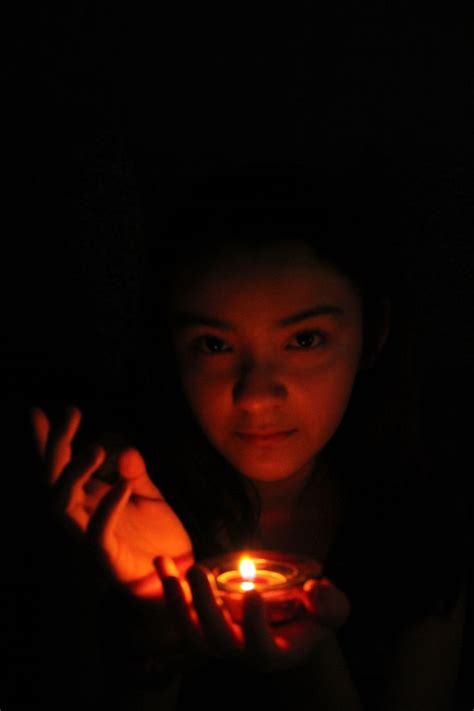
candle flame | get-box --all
[239,557,256,581]
[241,581,255,591]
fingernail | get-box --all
[154,555,178,578]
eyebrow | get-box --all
[172,304,345,331]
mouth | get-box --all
[234,430,297,446]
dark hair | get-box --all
[133,158,468,628]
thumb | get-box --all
[303,578,351,629]
[116,448,163,498]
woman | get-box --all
[32,160,470,709]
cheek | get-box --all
[179,370,228,426]
[322,379,354,422]
[298,362,360,431]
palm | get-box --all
[81,448,193,586]
[104,492,192,583]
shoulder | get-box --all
[379,577,468,711]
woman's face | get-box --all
[168,239,364,484]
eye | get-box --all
[193,335,232,355]
[287,329,327,350]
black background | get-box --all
[3,5,474,402]
[2,4,474,708]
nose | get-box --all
[232,358,287,412]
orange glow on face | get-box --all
[171,241,365,487]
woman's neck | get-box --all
[252,453,326,515]
[249,452,342,560]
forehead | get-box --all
[170,239,361,317]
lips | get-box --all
[235,429,297,446]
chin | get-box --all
[241,470,295,483]
[232,458,310,483]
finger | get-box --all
[154,557,206,655]
[44,405,82,484]
[116,448,164,499]
[155,555,180,578]
[303,578,351,628]
[155,556,192,605]
[86,478,132,557]
[30,406,50,458]
[242,590,279,667]
[55,445,108,517]
[187,565,241,655]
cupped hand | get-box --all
[154,556,350,672]
[31,405,194,597]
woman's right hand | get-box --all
[31,405,194,598]
[151,556,351,674]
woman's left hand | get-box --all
[154,557,350,672]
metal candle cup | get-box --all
[203,550,322,624]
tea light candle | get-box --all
[217,556,288,592]
[204,550,322,624]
